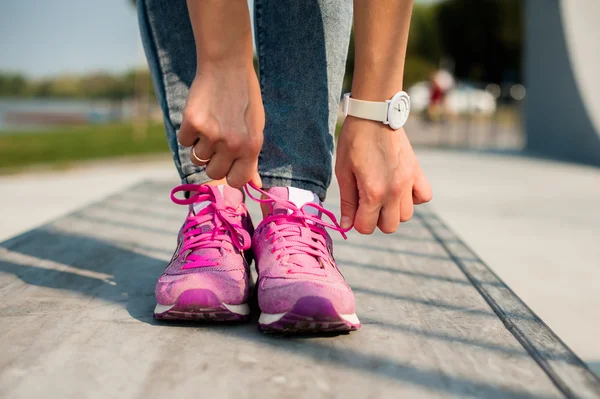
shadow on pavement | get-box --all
[0,181,573,398]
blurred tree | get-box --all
[29,80,53,98]
[0,70,156,100]
[404,4,442,87]
[408,4,442,67]
[436,0,522,83]
[0,73,27,96]
[81,73,126,100]
[344,3,442,92]
[121,69,156,99]
[403,56,437,89]
[48,75,83,98]
[343,0,522,89]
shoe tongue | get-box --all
[191,185,243,215]
[268,187,321,216]
[189,185,244,248]
[184,185,245,261]
[268,187,326,269]
[266,187,323,269]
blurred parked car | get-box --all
[408,81,497,118]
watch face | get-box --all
[388,92,411,130]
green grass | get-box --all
[0,122,170,171]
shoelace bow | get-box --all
[245,182,350,274]
[171,184,251,269]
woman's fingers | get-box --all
[178,116,199,147]
[250,172,263,188]
[190,137,216,167]
[188,133,262,189]
[376,187,413,234]
[226,157,258,189]
[412,171,433,205]
[354,203,381,234]
[399,192,414,223]
[205,150,235,181]
[353,183,384,235]
[377,202,400,234]
[337,170,359,230]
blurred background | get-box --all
[0,0,599,376]
[2,0,597,166]
[0,0,526,170]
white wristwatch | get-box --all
[342,91,411,130]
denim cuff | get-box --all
[260,174,328,201]
[182,171,328,201]
[182,169,210,186]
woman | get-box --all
[138,0,432,332]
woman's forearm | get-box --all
[351,0,414,100]
[186,0,254,68]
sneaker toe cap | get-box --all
[155,269,248,306]
[258,277,356,315]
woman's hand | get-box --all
[179,0,262,188]
[178,62,264,188]
[335,116,432,234]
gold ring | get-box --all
[192,146,211,163]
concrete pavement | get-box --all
[0,156,176,242]
[1,150,599,397]
[417,150,600,376]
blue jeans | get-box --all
[137,0,352,200]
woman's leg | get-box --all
[254,0,353,200]
[137,0,207,185]
[251,0,360,333]
[138,0,254,321]
[139,0,352,196]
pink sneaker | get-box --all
[154,184,253,321]
[246,184,360,333]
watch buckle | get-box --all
[383,99,391,124]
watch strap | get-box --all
[344,94,389,123]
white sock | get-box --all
[287,187,320,216]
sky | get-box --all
[0,0,144,77]
[0,0,441,78]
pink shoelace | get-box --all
[171,184,251,269]
[245,182,350,275]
